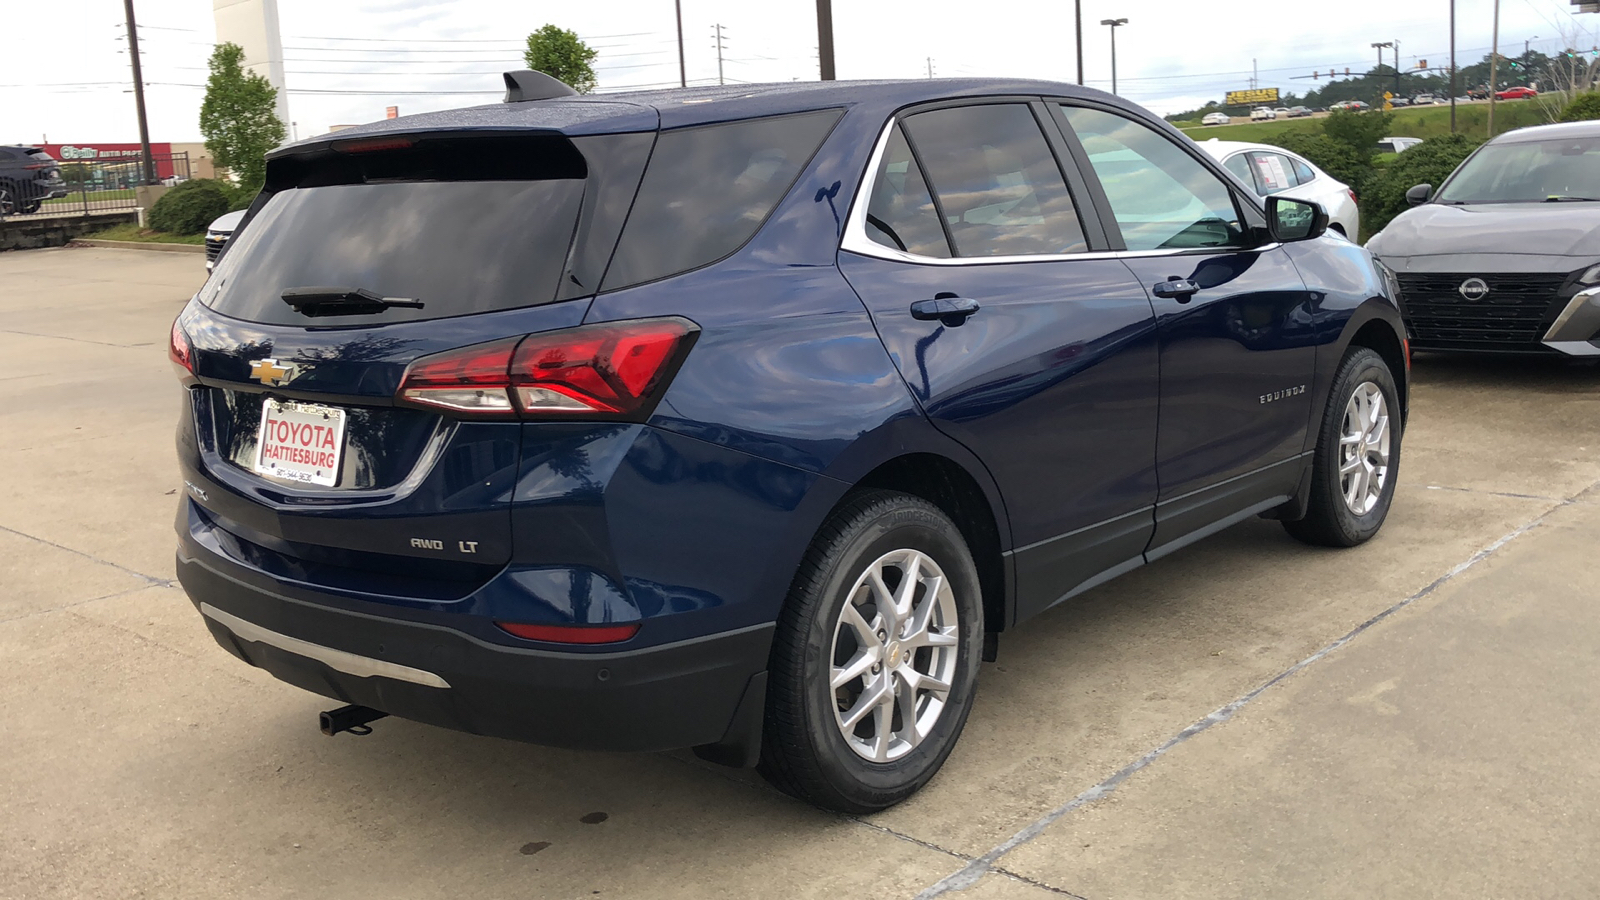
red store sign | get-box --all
[40,143,180,179]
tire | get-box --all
[758,490,983,813]
[0,184,15,218]
[1284,347,1401,547]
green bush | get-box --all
[1363,132,1483,235]
[1321,108,1395,158]
[1560,91,1600,122]
[148,178,232,234]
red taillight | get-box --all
[495,621,640,644]
[1348,188,1359,206]
[333,137,414,154]
[396,318,697,419]
[396,337,520,414]
[169,318,194,378]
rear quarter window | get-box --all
[602,109,842,290]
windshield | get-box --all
[1435,136,1600,203]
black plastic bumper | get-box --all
[177,551,773,756]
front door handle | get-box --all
[1152,278,1201,302]
[910,293,981,326]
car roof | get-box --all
[1194,139,1297,157]
[1491,119,1600,143]
[271,77,1136,158]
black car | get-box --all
[174,72,1408,812]
[0,146,67,216]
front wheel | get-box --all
[758,491,983,813]
[1284,347,1402,547]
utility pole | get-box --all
[1450,0,1457,132]
[1489,0,1501,135]
[926,57,934,78]
[1101,18,1128,95]
[675,0,686,88]
[121,0,155,185]
[711,23,726,86]
[1075,0,1084,85]
[1393,40,1402,97]
[816,0,836,81]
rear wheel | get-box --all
[758,491,982,813]
[1284,347,1401,547]
[0,184,15,218]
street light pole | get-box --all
[1489,0,1501,135]
[1450,0,1457,132]
[816,0,836,81]
[675,0,686,88]
[1100,18,1128,95]
[1075,0,1084,85]
[121,0,155,186]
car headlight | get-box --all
[1577,264,1600,285]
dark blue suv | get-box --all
[172,74,1408,812]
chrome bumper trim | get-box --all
[1542,286,1600,356]
[200,602,451,689]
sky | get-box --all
[3,0,1596,146]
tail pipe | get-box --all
[320,704,388,736]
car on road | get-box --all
[1376,136,1423,154]
[1411,93,1437,105]
[1251,106,1277,120]
[1367,120,1600,355]
[1287,106,1313,118]
[1496,86,1538,100]
[1274,107,1292,118]
[1390,97,1411,107]
[1199,138,1361,238]
[204,209,245,271]
[1201,111,1231,125]
[0,146,68,217]
[172,72,1409,813]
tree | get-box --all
[523,25,598,94]
[198,42,285,194]
[1363,133,1482,235]
[1322,108,1395,160]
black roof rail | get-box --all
[503,70,578,103]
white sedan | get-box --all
[1201,111,1231,125]
[1195,138,1360,239]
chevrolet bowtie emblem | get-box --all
[249,358,297,386]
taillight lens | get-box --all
[169,318,195,381]
[397,318,697,419]
[1348,188,1359,206]
[495,621,641,644]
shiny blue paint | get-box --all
[1122,248,1318,504]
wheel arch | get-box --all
[1343,306,1409,419]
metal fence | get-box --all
[14,152,191,219]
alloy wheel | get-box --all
[829,548,960,762]
[1339,381,1391,515]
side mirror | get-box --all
[1267,196,1328,242]
[1406,183,1433,206]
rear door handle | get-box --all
[910,293,982,325]
[1152,278,1201,302]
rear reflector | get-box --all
[397,318,697,420]
[495,621,640,644]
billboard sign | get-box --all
[39,143,180,180]
[1225,88,1280,106]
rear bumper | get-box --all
[177,547,773,753]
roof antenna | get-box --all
[503,70,578,103]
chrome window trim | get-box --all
[841,117,1277,267]
[200,602,452,689]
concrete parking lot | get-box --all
[4,246,1599,899]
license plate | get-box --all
[253,399,346,487]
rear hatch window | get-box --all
[200,134,588,327]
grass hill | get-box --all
[1178,101,1551,143]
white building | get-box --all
[212,0,290,129]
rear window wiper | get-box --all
[281,286,425,317]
